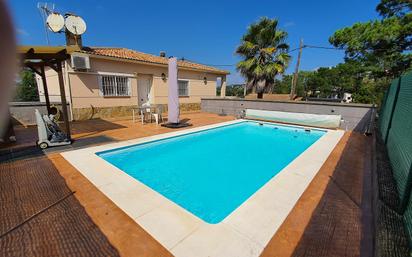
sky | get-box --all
[9,0,381,84]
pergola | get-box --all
[17,45,79,141]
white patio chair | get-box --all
[140,102,152,124]
[152,105,164,124]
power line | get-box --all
[188,44,345,67]
[303,45,345,50]
[184,47,301,67]
[304,44,411,52]
[185,43,405,67]
[287,47,301,53]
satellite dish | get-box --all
[46,13,65,32]
[65,15,86,35]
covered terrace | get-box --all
[17,45,80,141]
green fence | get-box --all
[378,71,412,246]
[379,78,400,143]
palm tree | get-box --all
[236,17,291,99]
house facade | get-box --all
[36,47,229,120]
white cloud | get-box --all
[283,21,295,28]
[16,28,29,36]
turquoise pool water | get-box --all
[97,121,325,224]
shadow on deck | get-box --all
[0,118,135,157]
[261,132,373,257]
[0,150,120,256]
[70,118,128,138]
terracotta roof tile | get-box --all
[79,47,229,75]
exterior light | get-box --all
[203,76,207,85]
[161,73,167,82]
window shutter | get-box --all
[128,78,131,96]
[98,75,103,96]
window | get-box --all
[178,80,189,96]
[99,75,130,97]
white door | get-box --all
[137,76,152,106]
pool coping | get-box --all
[61,119,344,257]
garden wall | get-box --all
[9,102,71,125]
[201,97,376,132]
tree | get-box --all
[229,84,246,98]
[376,0,412,17]
[305,68,337,98]
[329,0,412,78]
[236,17,291,99]
[14,69,39,102]
[216,84,245,98]
[300,61,390,104]
[273,71,313,97]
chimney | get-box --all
[160,51,166,57]
[65,31,83,48]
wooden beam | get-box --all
[48,62,59,72]
[56,61,71,140]
[17,45,80,55]
[40,65,52,115]
[24,60,60,71]
[21,50,69,62]
[27,65,42,76]
[24,61,47,67]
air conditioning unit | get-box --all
[71,54,90,70]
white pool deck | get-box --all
[61,119,344,257]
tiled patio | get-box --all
[261,132,371,257]
[0,112,372,257]
[1,112,235,153]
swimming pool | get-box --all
[97,121,325,224]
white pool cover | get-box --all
[245,109,342,129]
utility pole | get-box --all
[290,38,304,100]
